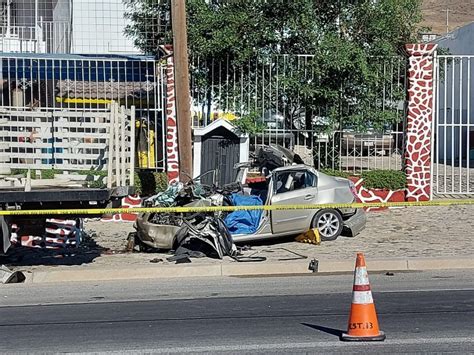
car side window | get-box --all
[304,171,317,188]
[275,171,317,194]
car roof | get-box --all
[272,164,313,173]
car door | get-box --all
[270,169,318,234]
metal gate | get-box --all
[432,54,474,197]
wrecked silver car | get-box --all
[230,164,366,243]
[131,146,365,256]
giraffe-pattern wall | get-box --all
[351,177,405,212]
[101,195,143,223]
[404,43,437,201]
[161,45,180,184]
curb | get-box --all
[20,256,474,284]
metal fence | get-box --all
[0,53,167,171]
[251,129,405,174]
[432,54,474,196]
[190,54,408,173]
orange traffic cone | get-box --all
[341,253,386,342]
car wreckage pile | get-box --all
[128,146,304,262]
[130,180,244,262]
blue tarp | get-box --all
[224,194,263,235]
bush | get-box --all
[134,171,169,196]
[319,168,406,190]
[232,111,265,135]
[320,168,351,179]
[360,170,406,191]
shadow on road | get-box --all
[301,323,344,338]
[0,233,112,267]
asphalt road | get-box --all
[1,270,473,354]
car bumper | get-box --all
[343,208,366,237]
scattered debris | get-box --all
[247,247,307,261]
[167,254,192,264]
[231,255,267,262]
[238,245,252,252]
[275,248,308,261]
[308,259,319,272]
[126,233,136,252]
[295,228,321,245]
[1,265,26,284]
[149,258,163,264]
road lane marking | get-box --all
[67,337,474,354]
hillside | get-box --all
[422,0,474,34]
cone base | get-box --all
[340,331,386,342]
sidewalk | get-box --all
[4,205,474,283]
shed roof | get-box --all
[193,118,247,138]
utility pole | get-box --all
[171,0,192,182]
[444,4,451,34]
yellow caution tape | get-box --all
[1,199,473,216]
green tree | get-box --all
[124,0,423,131]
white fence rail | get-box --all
[0,103,134,188]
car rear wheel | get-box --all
[312,209,343,241]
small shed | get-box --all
[193,119,249,186]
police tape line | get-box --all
[0,199,473,216]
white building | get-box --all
[0,0,140,54]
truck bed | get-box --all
[0,188,114,204]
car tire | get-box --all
[311,209,343,241]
